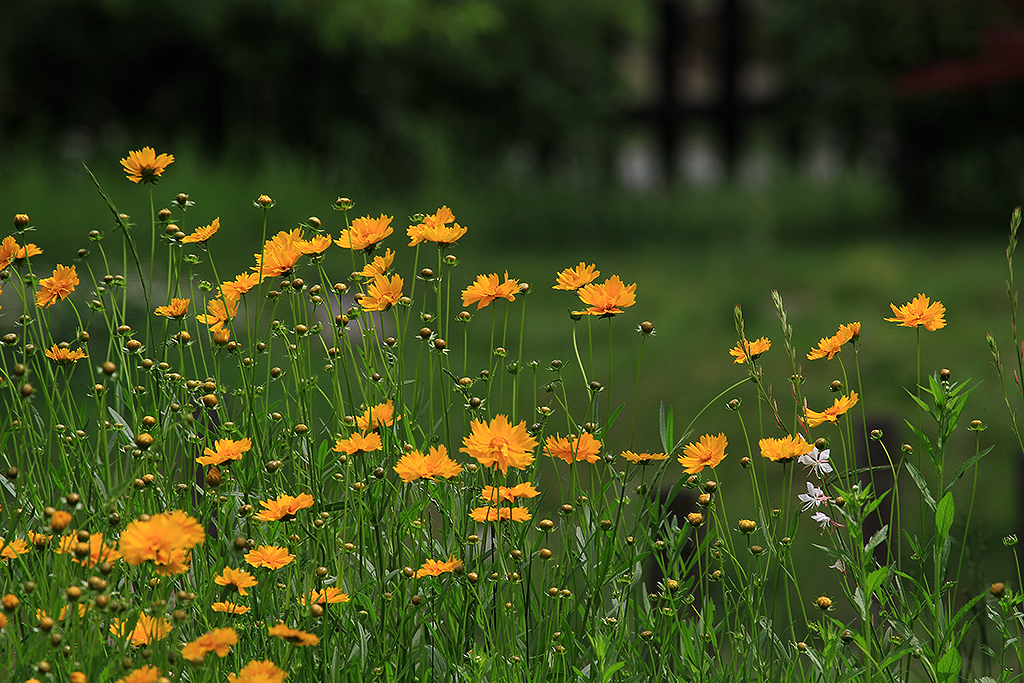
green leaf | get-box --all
[905,461,937,511]
[864,525,889,556]
[936,645,961,683]
[944,446,993,495]
[936,492,955,539]
[864,566,890,599]
[659,402,672,455]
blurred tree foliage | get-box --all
[0,0,646,187]
[765,0,1024,225]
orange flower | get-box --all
[56,532,120,567]
[411,207,467,247]
[268,623,320,646]
[805,392,859,428]
[393,444,463,483]
[480,482,540,504]
[196,296,238,332]
[577,275,636,317]
[461,271,520,310]
[299,587,350,605]
[197,437,252,465]
[212,601,250,615]
[115,665,160,683]
[219,272,261,300]
[0,236,18,270]
[245,545,295,569]
[154,298,190,319]
[621,450,669,463]
[359,248,395,279]
[838,322,861,343]
[110,612,173,646]
[553,262,600,291]
[356,400,399,431]
[255,493,315,522]
[49,510,72,532]
[180,217,220,244]
[227,660,287,683]
[808,322,861,360]
[15,243,41,261]
[27,530,51,547]
[118,511,204,569]
[544,432,602,464]
[45,345,87,365]
[360,273,404,311]
[885,294,945,331]
[677,433,728,474]
[0,538,29,561]
[181,627,237,661]
[252,228,305,280]
[416,554,463,578]
[121,147,174,184]
[469,506,531,523]
[759,434,814,462]
[214,566,257,595]
[460,414,537,474]
[729,337,771,364]
[297,234,333,255]
[36,264,78,308]
[333,432,383,456]
[335,214,394,251]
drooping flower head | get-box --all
[360,273,404,312]
[181,627,237,662]
[416,554,463,578]
[359,248,395,279]
[197,437,252,466]
[729,337,771,364]
[469,506,532,523]
[885,294,945,331]
[254,493,315,522]
[621,450,669,463]
[333,431,383,456]
[461,272,520,310]
[544,432,602,464]
[268,623,320,646]
[335,214,393,251]
[804,392,859,428]
[36,264,78,308]
[553,262,600,291]
[45,345,87,365]
[154,298,190,319]
[480,482,540,504]
[180,217,220,244]
[577,275,636,316]
[121,147,174,184]
[393,444,463,483]
[214,566,258,595]
[460,414,537,474]
[219,272,261,301]
[807,322,861,360]
[196,296,238,332]
[677,433,728,474]
[759,434,814,462]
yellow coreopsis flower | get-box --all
[805,392,859,428]
[729,337,771,364]
[360,273,404,312]
[121,147,174,184]
[254,493,315,522]
[154,298,190,319]
[197,437,252,466]
[335,214,394,251]
[180,218,220,244]
[577,274,636,316]
[544,432,602,464]
[393,444,463,483]
[196,296,238,332]
[759,434,814,462]
[461,272,519,309]
[460,415,537,474]
[416,554,463,578]
[677,433,728,474]
[36,264,78,308]
[553,262,600,291]
[885,294,945,331]
[44,345,87,365]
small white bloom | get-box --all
[798,447,833,478]
[798,481,829,511]
[828,558,846,573]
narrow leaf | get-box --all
[905,461,937,511]
[935,492,954,539]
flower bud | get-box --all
[13,214,29,229]
[991,582,1006,597]
[738,519,756,534]
[815,596,832,610]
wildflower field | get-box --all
[0,148,1023,682]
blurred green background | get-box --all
[3,0,1024,589]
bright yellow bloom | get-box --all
[393,444,463,483]
[299,587,350,605]
[197,437,252,465]
[121,147,174,184]
[245,545,295,569]
[0,538,29,560]
[44,345,87,365]
[212,601,250,615]
[480,482,540,504]
[460,414,537,474]
[461,272,520,309]
[27,530,51,547]
[36,264,78,308]
[214,566,257,595]
[118,511,204,569]
[110,612,173,646]
[808,322,861,360]
[154,298,190,319]
[577,275,636,316]
[885,294,945,331]
[180,217,220,244]
[15,243,41,261]
[181,627,237,661]
[56,532,120,567]
[268,623,320,646]
[0,236,18,270]
[335,214,394,251]
[297,234,333,255]
[729,337,771,363]
[469,506,531,523]
[333,431,383,456]
[219,272,261,300]
[227,660,287,683]
[360,273,404,311]
[410,207,466,246]
[805,392,859,428]
[838,322,861,343]
[49,510,72,532]
[115,665,160,683]
[196,296,238,332]
[554,262,600,291]
[255,492,315,522]
[252,228,304,280]
[677,433,728,474]
[359,248,395,279]
[544,432,602,464]
[416,554,463,578]
[356,400,399,431]
[621,450,669,463]
[759,434,814,462]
